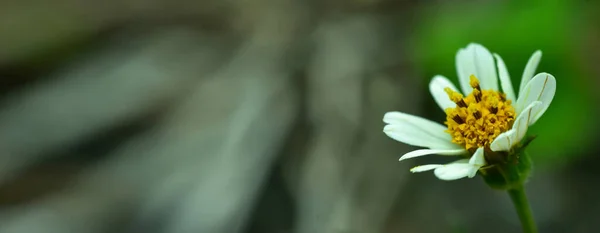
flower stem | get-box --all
[507,185,538,233]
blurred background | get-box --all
[0,0,599,232]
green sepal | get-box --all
[479,136,536,190]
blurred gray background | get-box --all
[0,0,599,232]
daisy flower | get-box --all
[383,43,556,181]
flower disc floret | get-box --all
[444,75,516,150]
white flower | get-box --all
[383,43,556,181]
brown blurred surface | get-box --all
[0,1,599,233]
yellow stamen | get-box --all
[469,75,480,89]
[445,75,516,150]
[444,87,467,107]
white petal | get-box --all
[433,159,474,181]
[455,48,472,94]
[515,73,556,124]
[383,112,458,149]
[519,50,542,96]
[494,54,516,102]
[410,164,443,173]
[490,101,543,152]
[429,75,460,110]
[513,101,543,142]
[456,43,498,93]
[468,147,486,178]
[399,148,466,161]
[489,129,514,152]
[469,147,486,166]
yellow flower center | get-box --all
[444,75,516,150]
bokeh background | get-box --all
[0,0,599,232]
